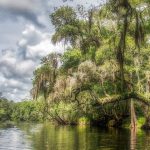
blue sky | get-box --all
[0,0,101,101]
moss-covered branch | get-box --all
[98,92,150,106]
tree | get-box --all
[30,0,150,127]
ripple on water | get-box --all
[0,127,32,150]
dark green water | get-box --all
[0,123,150,150]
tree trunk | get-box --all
[130,100,137,129]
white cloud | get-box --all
[19,25,43,46]
[0,0,37,11]
[27,36,63,59]
[18,24,63,59]
[16,60,36,76]
[0,24,63,101]
[0,0,46,27]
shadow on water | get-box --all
[1,123,150,150]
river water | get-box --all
[0,123,150,150]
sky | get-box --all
[0,0,101,101]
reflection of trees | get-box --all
[137,131,150,150]
[14,123,150,150]
[130,128,137,150]
[21,124,131,150]
[130,129,150,150]
[30,124,80,150]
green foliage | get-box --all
[50,6,79,45]
[0,99,14,121]
[95,46,114,65]
[49,101,79,124]
[0,99,45,122]
[11,101,44,122]
[78,117,90,125]
[29,0,150,126]
[61,48,82,70]
[50,6,77,29]
[137,117,146,128]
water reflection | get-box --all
[130,128,137,150]
[0,127,32,150]
[0,123,150,150]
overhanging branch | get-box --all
[98,92,150,106]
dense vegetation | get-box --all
[30,0,150,128]
[0,98,44,122]
[1,0,150,129]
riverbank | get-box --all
[1,98,148,130]
[0,115,147,131]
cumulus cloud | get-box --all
[0,0,46,27]
[0,24,63,101]
[18,25,63,59]
[0,0,101,28]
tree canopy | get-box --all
[29,0,150,127]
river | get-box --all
[0,123,150,150]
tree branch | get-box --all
[98,92,150,106]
